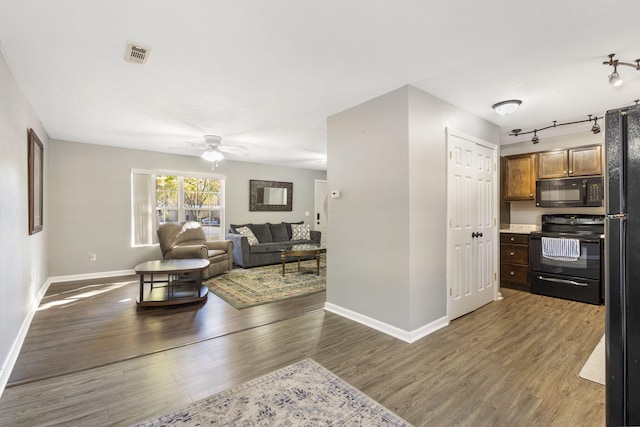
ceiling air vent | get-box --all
[124,43,150,64]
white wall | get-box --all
[500,130,605,225]
[0,50,49,393]
[48,139,326,277]
[327,85,499,333]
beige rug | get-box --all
[579,334,605,385]
[132,358,413,426]
[206,260,325,309]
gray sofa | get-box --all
[225,222,321,268]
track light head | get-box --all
[609,68,624,87]
[603,53,640,87]
[591,117,601,134]
[531,131,539,144]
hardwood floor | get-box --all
[0,281,605,426]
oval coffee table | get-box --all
[280,244,326,276]
[134,259,210,306]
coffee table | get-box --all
[280,244,326,276]
[134,259,210,306]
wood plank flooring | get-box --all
[8,275,325,385]
[0,282,605,426]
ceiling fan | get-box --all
[185,135,248,163]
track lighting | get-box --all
[492,99,522,115]
[603,53,639,87]
[531,130,539,144]
[510,115,603,144]
[591,116,601,134]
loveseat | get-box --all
[225,222,321,268]
[157,222,234,279]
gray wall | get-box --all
[48,140,326,277]
[0,51,49,389]
[500,130,605,225]
[327,85,499,331]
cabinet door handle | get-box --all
[510,252,515,256]
[510,271,515,276]
[510,237,515,242]
[529,193,533,198]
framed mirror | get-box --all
[250,180,293,211]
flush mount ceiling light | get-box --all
[603,53,639,87]
[492,99,522,115]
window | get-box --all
[132,170,225,246]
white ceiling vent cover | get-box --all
[124,43,150,64]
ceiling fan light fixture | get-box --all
[492,99,522,115]
[201,150,224,162]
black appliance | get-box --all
[536,176,604,207]
[605,104,640,426]
[529,214,604,305]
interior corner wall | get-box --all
[0,50,49,394]
[327,85,499,333]
[406,86,499,330]
[47,139,326,277]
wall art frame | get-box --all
[249,179,293,211]
[28,128,43,234]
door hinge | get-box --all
[449,151,452,159]
[494,272,497,281]
[449,288,452,296]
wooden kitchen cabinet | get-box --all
[503,153,537,201]
[500,233,530,290]
[538,145,602,179]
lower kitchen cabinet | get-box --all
[500,233,530,290]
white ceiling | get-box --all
[1,1,640,170]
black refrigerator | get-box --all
[605,104,640,426]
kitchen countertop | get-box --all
[499,224,540,234]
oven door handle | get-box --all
[536,276,589,287]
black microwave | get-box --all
[536,176,603,207]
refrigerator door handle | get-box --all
[536,276,589,287]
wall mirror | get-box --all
[250,180,293,211]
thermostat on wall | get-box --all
[330,190,341,199]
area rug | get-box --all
[206,260,325,309]
[579,334,605,385]
[132,358,412,426]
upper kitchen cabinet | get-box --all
[538,145,602,179]
[504,153,537,201]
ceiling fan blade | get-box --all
[218,145,248,153]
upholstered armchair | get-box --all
[157,222,233,279]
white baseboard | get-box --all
[0,277,52,398]
[47,269,136,284]
[323,302,449,344]
[0,269,136,398]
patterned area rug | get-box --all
[132,358,413,426]
[206,260,325,309]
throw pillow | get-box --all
[236,226,259,246]
[268,223,290,242]
[282,221,304,239]
[251,223,273,243]
[291,223,311,240]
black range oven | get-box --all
[529,214,604,304]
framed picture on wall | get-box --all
[28,128,43,235]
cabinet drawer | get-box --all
[500,263,529,285]
[500,245,529,264]
[500,233,529,245]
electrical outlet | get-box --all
[90,253,97,262]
